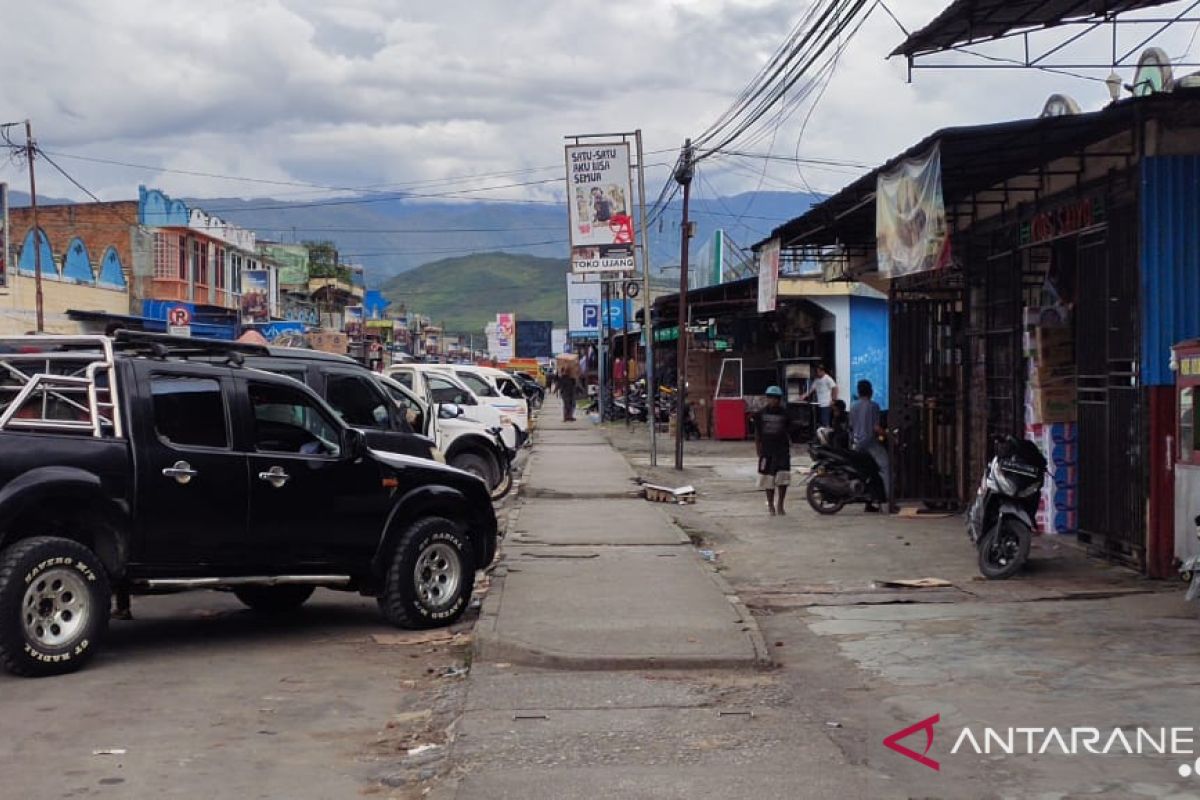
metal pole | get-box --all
[623,280,630,428]
[24,120,42,333]
[674,140,695,471]
[601,279,610,420]
[635,130,656,465]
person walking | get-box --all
[754,386,792,516]
[801,363,838,429]
[559,367,578,422]
[849,379,891,513]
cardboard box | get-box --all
[309,331,349,355]
[1027,385,1077,424]
[1027,361,1076,386]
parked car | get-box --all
[223,346,513,499]
[509,370,545,410]
[375,373,514,500]
[431,365,530,444]
[386,364,520,450]
[0,333,498,677]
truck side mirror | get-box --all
[438,403,464,420]
[344,428,368,459]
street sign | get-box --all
[167,305,191,337]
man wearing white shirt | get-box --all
[801,363,838,429]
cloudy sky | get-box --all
[2,0,1198,206]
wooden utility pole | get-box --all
[24,120,43,332]
[673,140,694,470]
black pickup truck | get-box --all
[0,334,497,677]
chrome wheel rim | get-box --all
[414,542,462,611]
[22,568,90,649]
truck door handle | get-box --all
[258,466,291,488]
[163,461,198,485]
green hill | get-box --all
[380,252,569,335]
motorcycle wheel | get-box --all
[977,519,1031,580]
[806,481,845,515]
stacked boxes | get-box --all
[1023,307,1078,534]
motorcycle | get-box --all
[966,435,1047,580]
[805,429,888,514]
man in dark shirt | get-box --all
[849,379,890,512]
[754,385,792,516]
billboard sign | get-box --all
[496,312,515,360]
[567,273,603,338]
[241,269,271,323]
[758,238,781,313]
[565,142,636,273]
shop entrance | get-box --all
[1075,220,1145,564]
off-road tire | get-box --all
[0,536,111,678]
[806,480,845,515]
[233,585,315,613]
[977,519,1031,580]
[451,452,495,489]
[377,517,475,630]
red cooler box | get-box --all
[713,397,747,440]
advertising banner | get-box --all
[566,273,603,339]
[757,238,781,313]
[0,183,7,288]
[565,142,636,273]
[241,269,271,323]
[344,305,364,337]
[876,143,951,277]
[496,312,515,361]
[515,320,553,359]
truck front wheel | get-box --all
[0,536,111,677]
[377,517,475,629]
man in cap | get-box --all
[754,385,792,516]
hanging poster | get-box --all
[565,142,636,273]
[240,269,271,323]
[496,312,515,361]
[876,143,951,277]
[757,238,780,313]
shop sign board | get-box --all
[1019,195,1106,247]
[565,142,636,273]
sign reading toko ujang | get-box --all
[565,143,636,274]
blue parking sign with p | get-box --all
[583,304,599,329]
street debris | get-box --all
[875,577,953,589]
[642,483,697,504]
[826,721,843,728]
[389,709,434,727]
[92,749,127,756]
[408,744,441,757]
[441,666,469,679]
[372,631,472,647]
[698,549,718,562]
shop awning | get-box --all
[755,88,1200,254]
[891,0,1176,58]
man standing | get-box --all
[849,379,890,513]
[802,364,838,429]
[754,386,792,516]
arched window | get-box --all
[62,237,94,283]
[99,247,127,289]
[18,228,55,277]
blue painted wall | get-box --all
[849,295,889,410]
[18,228,55,277]
[98,247,127,288]
[138,185,190,227]
[1142,156,1200,386]
[62,238,94,284]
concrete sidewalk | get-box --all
[474,397,769,670]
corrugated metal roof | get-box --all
[892,0,1176,58]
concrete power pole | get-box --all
[24,120,43,333]
[673,140,694,471]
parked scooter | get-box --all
[805,429,888,514]
[966,435,1047,579]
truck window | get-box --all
[457,372,497,397]
[383,382,425,434]
[429,375,473,406]
[497,377,523,399]
[151,376,228,449]
[248,382,341,457]
[327,374,393,429]
[392,370,414,390]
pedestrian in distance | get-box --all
[755,385,792,516]
[849,379,891,513]
[559,367,578,422]
[801,363,838,429]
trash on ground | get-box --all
[826,721,843,728]
[372,631,470,647]
[407,744,441,757]
[441,666,469,679]
[643,483,696,504]
[92,749,127,756]
[875,577,953,589]
[698,549,717,562]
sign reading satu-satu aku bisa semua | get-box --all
[565,143,635,273]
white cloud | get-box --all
[1,0,1198,202]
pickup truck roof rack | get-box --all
[112,330,270,359]
[0,335,123,438]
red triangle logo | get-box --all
[883,713,940,771]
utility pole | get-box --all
[673,140,695,471]
[635,130,657,465]
[24,120,43,333]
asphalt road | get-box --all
[0,588,472,799]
